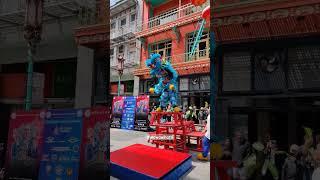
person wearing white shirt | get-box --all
[197,114,210,161]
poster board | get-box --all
[111,96,124,128]
[38,109,83,180]
[134,95,150,131]
[5,110,45,180]
[121,96,136,130]
[79,107,111,180]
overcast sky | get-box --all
[110,0,119,6]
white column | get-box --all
[133,76,140,96]
[75,45,94,108]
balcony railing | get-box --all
[110,21,137,39]
[213,0,275,9]
[137,2,209,32]
[165,49,209,63]
[110,53,138,68]
[138,49,209,69]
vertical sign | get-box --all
[111,96,124,128]
[134,96,150,131]
[5,110,45,180]
[80,107,111,180]
[121,96,136,130]
[38,109,83,180]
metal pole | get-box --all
[210,24,219,180]
[190,19,206,58]
[118,74,121,96]
[25,45,34,111]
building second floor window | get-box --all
[186,31,209,61]
[120,18,126,27]
[111,22,116,30]
[118,45,124,54]
[110,48,115,66]
[150,40,172,62]
[130,13,136,22]
[128,51,136,63]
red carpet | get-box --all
[111,144,191,179]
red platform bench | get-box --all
[185,131,205,152]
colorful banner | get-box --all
[38,109,83,180]
[111,96,124,128]
[121,96,136,130]
[5,110,45,180]
[134,95,150,131]
[79,107,110,180]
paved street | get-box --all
[110,128,210,180]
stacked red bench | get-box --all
[148,112,205,152]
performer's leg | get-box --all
[170,91,180,112]
[158,92,168,112]
[197,136,210,161]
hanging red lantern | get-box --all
[191,0,207,6]
[201,6,210,21]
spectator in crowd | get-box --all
[185,106,195,121]
[166,103,173,122]
[206,126,320,180]
[233,131,250,179]
[312,144,320,180]
[240,142,265,180]
[221,138,233,160]
[262,139,279,180]
[183,105,188,113]
[198,107,205,125]
[301,127,314,180]
[192,106,198,124]
[282,144,302,180]
[198,107,209,125]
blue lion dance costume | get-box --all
[146,53,179,111]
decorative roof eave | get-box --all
[211,2,320,44]
[133,59,210,79]
[74,23,109,48]
[213,0,320,18]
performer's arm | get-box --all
[150,76,158,87]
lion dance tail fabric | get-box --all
[146,53,179,111]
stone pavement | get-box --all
[110,128,210,180]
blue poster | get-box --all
[38,109,83,180]
[121,96,136,130]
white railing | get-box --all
[127,52,138,64]
[110,52,138,67]
[166,49,210,63]
[110,21,137,39]
[137,2,209,32]
[138,49,209,69]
